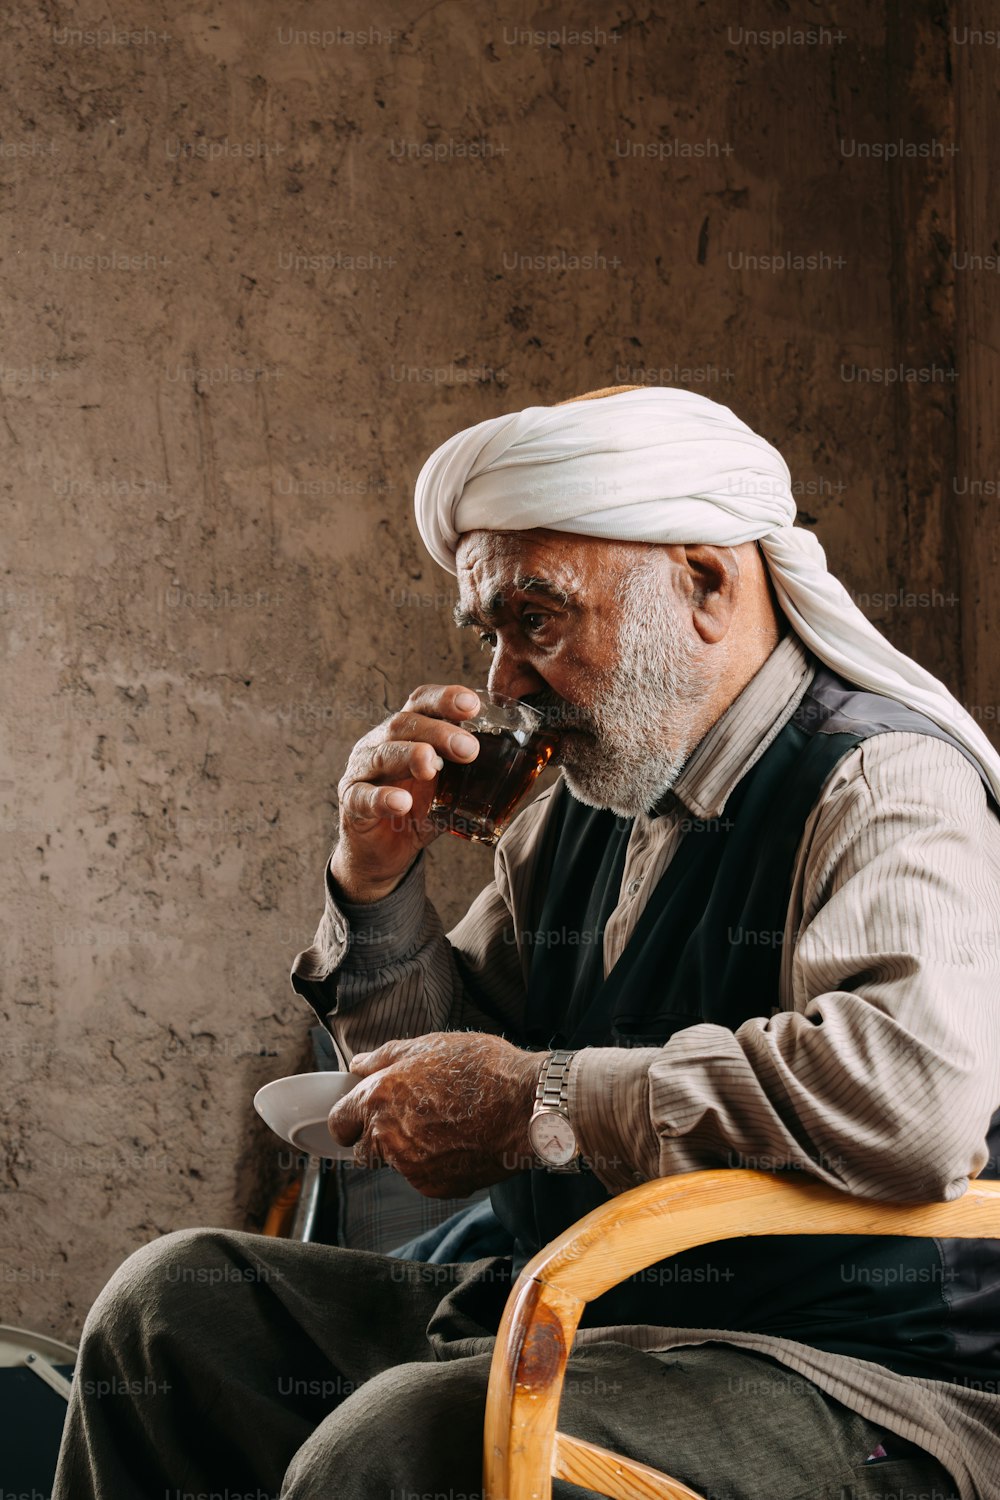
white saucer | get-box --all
[254,1072,360,1160]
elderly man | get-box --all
[54,386,1000,1500]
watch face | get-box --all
[528,1110,578,1167]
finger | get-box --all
[349,1041,416,1077]
[339,734,478,824]
[339,774,420,824]
[368,737,448,780]
[327,1089,366,1147]
[353,1124,391,1170]
[401,684,482,722]
[330,1065,397,1150]
[378,720,481,768]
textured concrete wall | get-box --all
[954,1,1000,733]
[1,2,992,1344]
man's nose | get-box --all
[486,641,546,703]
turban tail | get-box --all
[413,387,1000,803]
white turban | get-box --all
[413,386,1000,803]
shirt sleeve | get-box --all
[288,784,561,1065]
[569,733,1000,1201]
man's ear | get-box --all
[681,545,740,644]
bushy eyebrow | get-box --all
[452,574,572,630]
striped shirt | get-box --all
[291,632,1000,1498]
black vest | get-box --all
[490,665,1000,1386]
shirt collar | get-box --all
[649,632,815,823]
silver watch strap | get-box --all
[535,1048,576,1112]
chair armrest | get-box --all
[502,1166,1000,1304]
[483,1168,1000,1500]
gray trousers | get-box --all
[52,1226,959,1500]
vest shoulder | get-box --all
[795,666,945,738]
[794,666,990,794]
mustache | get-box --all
[523,688,596,734]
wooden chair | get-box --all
[483,1167,1000,1500]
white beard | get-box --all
[540,562,713,819]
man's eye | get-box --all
[521,612,547,634]
[478,631,497,651]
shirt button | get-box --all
[626,878,642,896]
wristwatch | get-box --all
[528,1049,582,1171]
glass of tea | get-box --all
[428,690,559,847]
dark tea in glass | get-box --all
[429,691,559,846]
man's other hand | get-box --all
[327,1032,542,1197]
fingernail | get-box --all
[456,691,479,712]
[431,754,444,772]
[452,733,478,758]
[386,790,409,811]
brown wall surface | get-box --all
[1,1,995,1342]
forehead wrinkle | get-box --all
[454,571,575,630]
[455,528,587,629]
